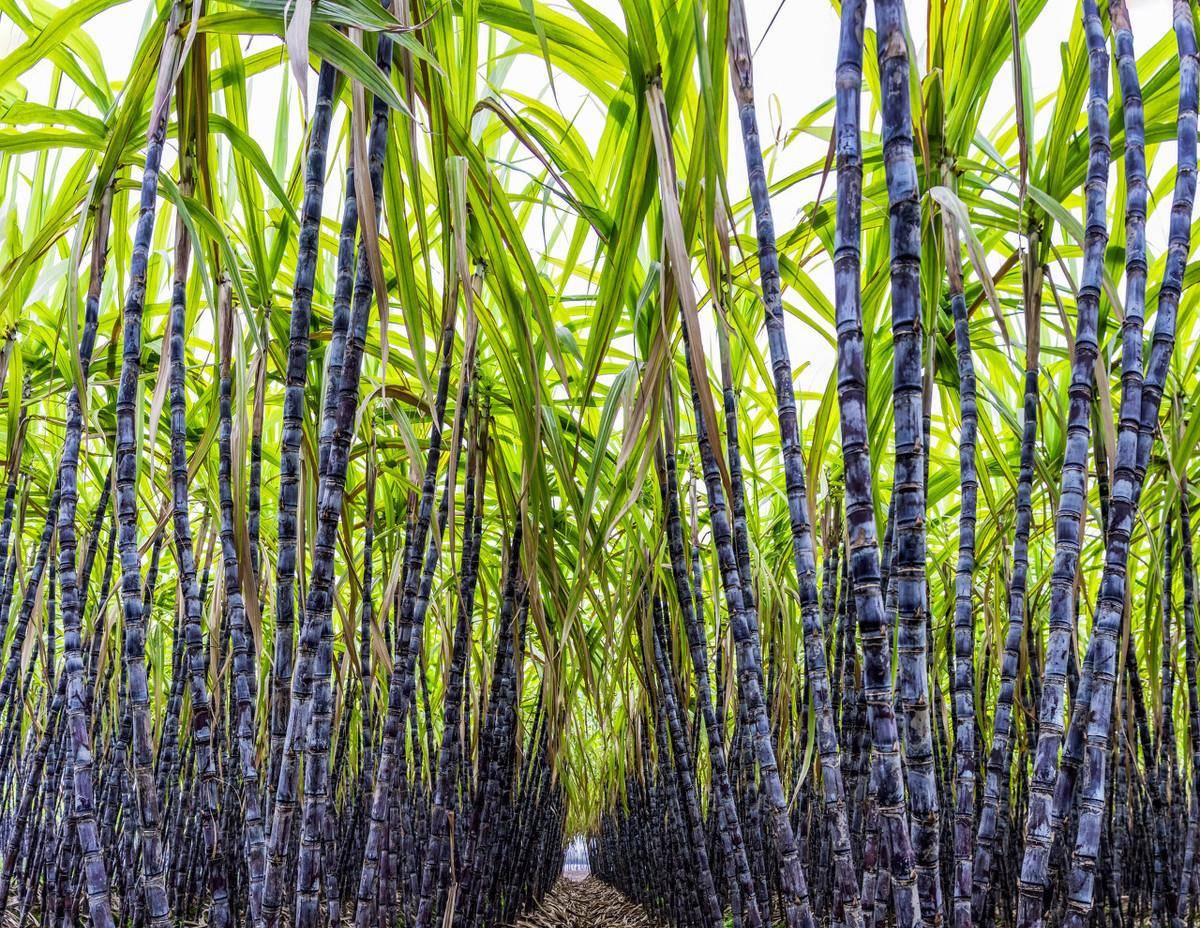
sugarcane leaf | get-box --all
[207,114,298,224]
[197,13,409,115]
[930,184,1012,352]
[1026,181,1126,318]
[284,0,314,112]
[348,34,390,378]
[0,0,127,91]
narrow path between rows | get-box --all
[513,875,662,928]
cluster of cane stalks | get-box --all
[590,4,1200,928]
[0,0,568,925]
[4,0,1200,927]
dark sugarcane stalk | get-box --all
[1178,491,1200,924]
[289,34,395,928]
[650,594,724,928]
[458,614,474,806]
[1138,20,1197,537]
[1108,691,1131,921]
[418,571,441,775]
[1016,2,1110,922]
[413,399,485,928]
[446,596,477,886]
[353,242,464,928]
[0,392,29,644]
[111,6,189,924]
[676,315,815,928]
[1136,1,1197,500]
[156,658,187,841]
[460,551,527,928]
[293,614,339,925]
[317,160,358,483]
[464,643,515,889]
[1063,2,1194,922]
[657,432,763,928]
[654,691,703,926]
[1159,514,1182,927]
[147,530,180,796]
[647,706,670,919]
[823,511,842,655]
[216,279,269,922]
[647,68,815,928]
[271,59,339,821]
[832,2,923,926]
[45,547,55,693]
[0,667,65,906]
[716,309,764,706]
[0,543,17,663]
[1167,19,1200,913]
[45,178,115,928]
[248,360,264,588]
[106,647,140,916]
[932,609,954,898]
[649,692,675,920]
[689,476,718,719]
[266,41,392,926]
[727,5,862,918]
[398,463,451,729]
[165,150,229,927]
[321,668,348,927]
[400,680,428,923]
[1122,641,1173,927]
[455,524,520,928]
[23,732,60,916]
[1158,511,1177,787]
[736,705,769,925]
[1046,639,1095,888]
[944,203,979,928]
[38,722,71,918]
[973,240,1042,922]
[94,521,122,863]
[844,571,872,846]
[269,150,356,869]
[0,482,59,723]
[73,469,111,658]
[360,453,377,828]
[873,1,942,918]
[0,438,22,626]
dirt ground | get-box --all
[512,876,661,928]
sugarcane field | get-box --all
[5,0,1200,925]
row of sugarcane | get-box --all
[0,0,569,925]
[591,1,1200,928]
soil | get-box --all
[512,876,663,928]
